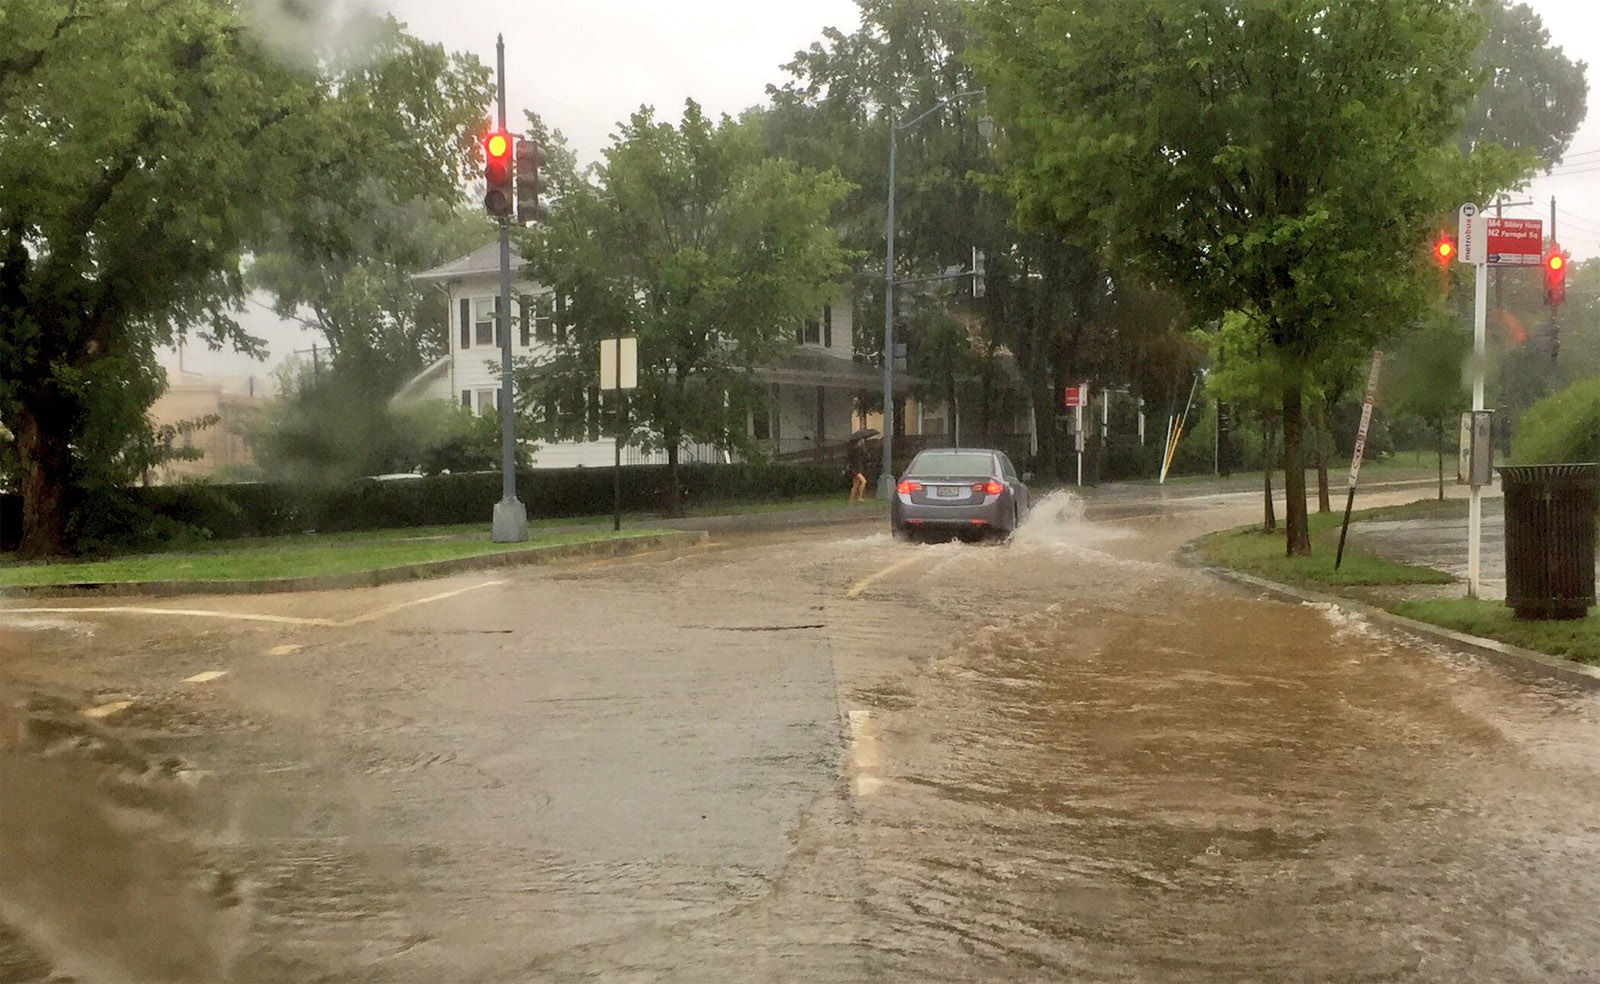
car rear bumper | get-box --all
[891,497,1009,530]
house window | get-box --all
[476,388,498,417]
[461,389,472,409]
[459,299,471,350]
[822,304,833,348]
[474,298,496,346]
[799,313,821,346]
[519,295,532,347]
[534,294,555,342]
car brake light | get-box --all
[896,481,923,495]
[972,481,1004,496]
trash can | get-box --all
[1498,463,1598,620]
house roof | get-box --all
[411,242,526,283]
[757,348,916,392]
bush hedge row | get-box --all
[0,463,844,551]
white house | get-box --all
[397,242,887,469]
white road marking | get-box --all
[845,555,927,599]
[182,670,228,684]
[5,606,333,627]
[82,700,133,719]
[337,580,505,626]
[4,579,506,630]
[847,708,883,797]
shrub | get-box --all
[1511,377,1600,464]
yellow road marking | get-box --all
[845,555,927,599]
[182,670,228,684]
[82,700,133,719]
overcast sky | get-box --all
[172,0,1600,378]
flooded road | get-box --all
[4,487,1600,981]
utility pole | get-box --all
[489,34,529,543]
[1550,195,1560,366]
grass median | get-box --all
[0,525,669,588]
[1194,508,1456,589]
[1392,598,1600,665]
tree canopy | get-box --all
[973,0,1529,552]
[518,102,852,511]
[0,0,490,555]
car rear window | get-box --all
[905,452,994,477]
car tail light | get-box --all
[972,480,1004,496]
[896,480,923,495]
[970,519,987,525]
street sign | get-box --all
[1459,203,1481,264]
[598,337,638,390]
[1486,217,1542,266]
[1062,386,1086,409]
[1346,352,1384,491]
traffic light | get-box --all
[516,137,545,225]
[484,129,514,217]
[1433,233,1456,266]
[1544,244,1567,307]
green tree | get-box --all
[519,102,852,513]
[974,0,1523,554]
[0,1,489,556]
[1388,312,1472,499]
[1462,0,1588,167]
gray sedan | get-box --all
[890,448,1030,542]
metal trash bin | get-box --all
[1498,463,1598,620]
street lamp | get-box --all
[878,90,990,498]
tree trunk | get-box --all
[15,404,70,558]
[1261,417,1276,532]
[665,441,683,518]
[1280,370,1311,556]
[1314,407,1331,514]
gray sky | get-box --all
[170,0,1599,378]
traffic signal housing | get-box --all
[1544,245,1568,307]
[516,138,545,225]
[484,129,514,217]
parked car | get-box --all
[890,448,1030,543]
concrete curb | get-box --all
[1176,545,1600,693]
[0,531,708,601]
[661,506,885,536]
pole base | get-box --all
[877,474,895,499]
[491,498,529,543]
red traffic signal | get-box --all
[484,130,514,217]
[1433,234,1456,266]
[1543,244,1568,307]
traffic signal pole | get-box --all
[1468,239,1487,598]
[490,33,529,543]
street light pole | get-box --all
[878,90,987,499]
[490,34,528,543]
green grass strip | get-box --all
[0,529,667,587]
[1390,598,1600,666]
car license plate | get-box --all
[936,486,961,498]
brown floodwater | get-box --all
[4,487,1599,981]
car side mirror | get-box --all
[1022,472,1034,483]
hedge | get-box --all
[0,463,843,551]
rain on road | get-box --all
[3,489,1600,982]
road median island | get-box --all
[1185,502,1600,688]
[0,528,705,599]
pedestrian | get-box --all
[847,438,868,502]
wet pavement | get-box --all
[5,485,1600,981]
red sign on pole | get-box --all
[1062,386,1085,409]
[1485,217,1542,267]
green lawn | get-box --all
[0,528,666,587]
[685,495,884,517]
[1195,509,1456,588]
[1391,598,1600,666]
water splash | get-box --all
[1009,490,1124,552]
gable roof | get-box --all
[411,242,526,283]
